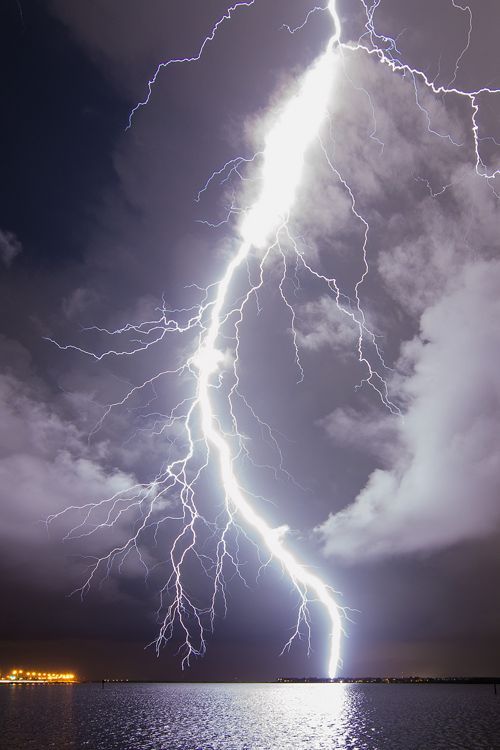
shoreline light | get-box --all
[0,668,77,683]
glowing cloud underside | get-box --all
[48,0,500,679]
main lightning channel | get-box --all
[195,1,343,679]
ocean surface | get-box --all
[0,682,499,749]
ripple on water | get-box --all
[0,682,499,749]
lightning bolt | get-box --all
[48,0,499,679]
[349,0,500,183]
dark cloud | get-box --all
[0,228,22,267]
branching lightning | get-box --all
[48,0,500,679]
[126,1,256,131]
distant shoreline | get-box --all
[276,677,500,685]
[65,677,500,685]
[3,677,499,686]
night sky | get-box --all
[1,0,500,682]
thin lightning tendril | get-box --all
[126,1,256,131]
[48,0,499,678]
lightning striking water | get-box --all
[49,0,499,678]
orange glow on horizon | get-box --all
[1,668,77,683]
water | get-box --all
[0,682,499,749]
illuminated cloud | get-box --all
[0,336,136,581]
[296,296,359,352]
[317,260,500,560]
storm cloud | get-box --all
[317,260,500,560]
[1,0,500,679]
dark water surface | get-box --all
[0,682,499,749]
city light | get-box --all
[0,669,77,683]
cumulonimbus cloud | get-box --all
[316,260,500,561]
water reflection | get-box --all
[1,684,76,749]
[1,681,499,749]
